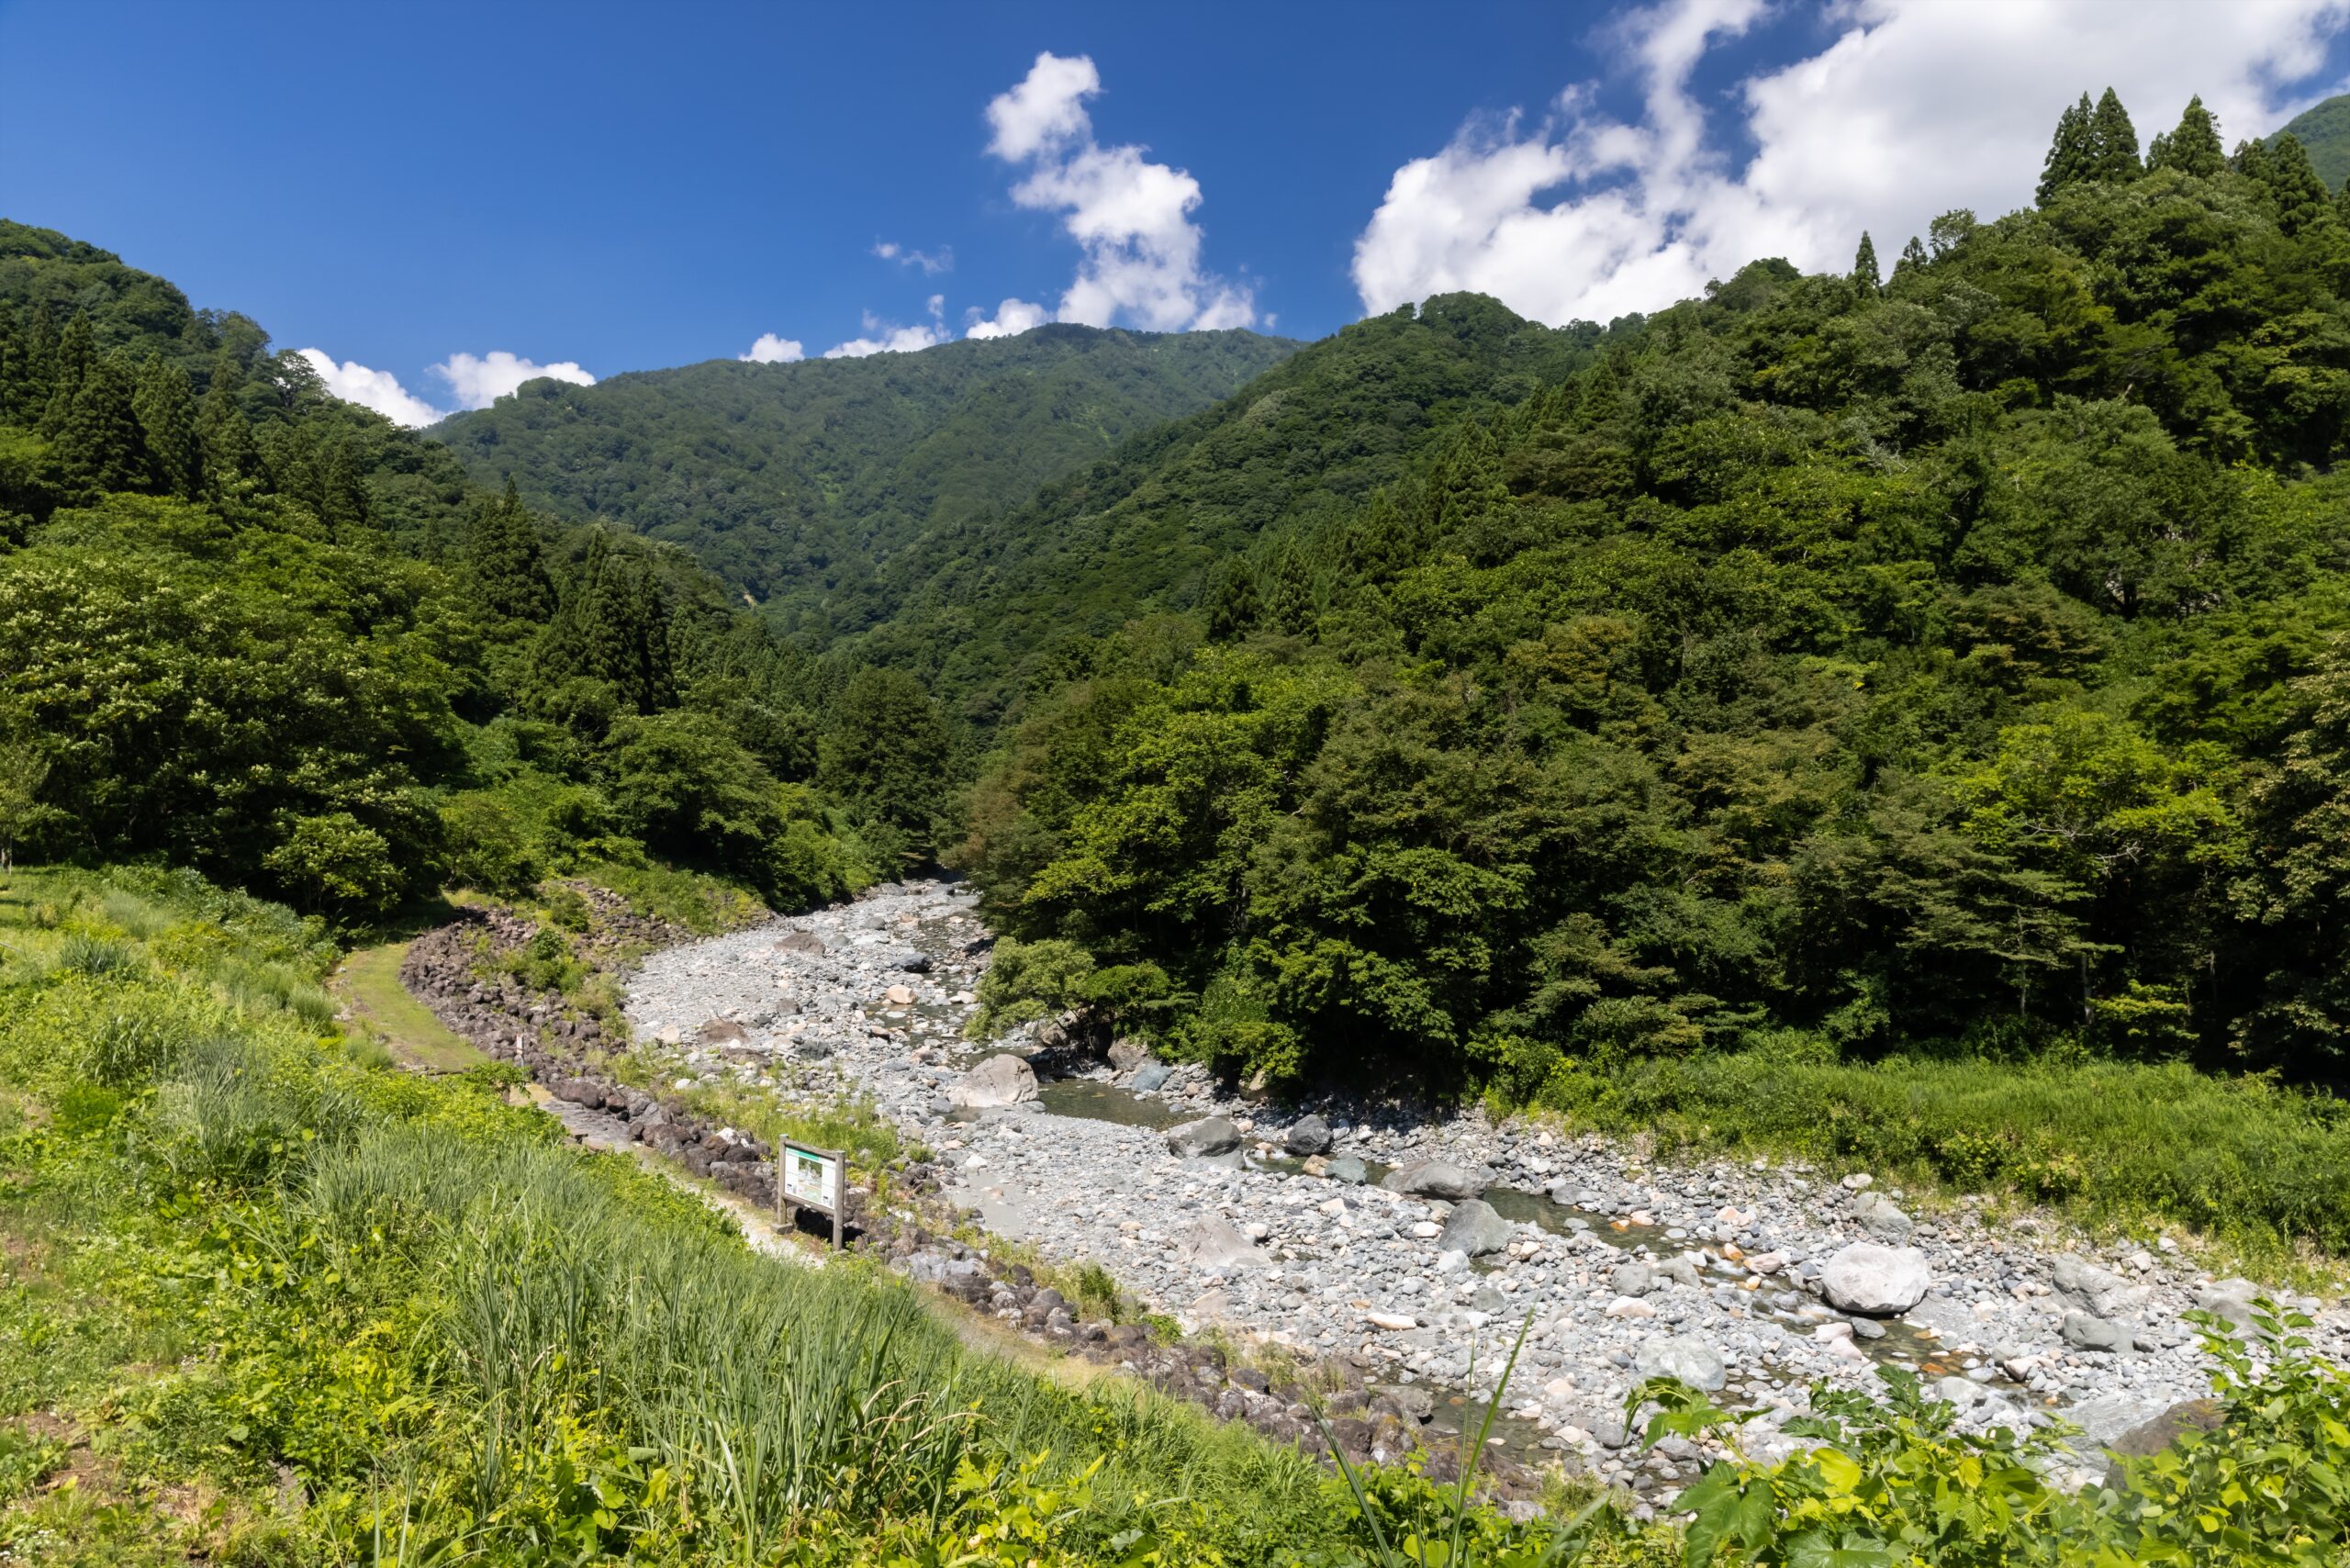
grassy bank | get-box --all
[1526,1034,2350,1286]
[0,868,1653,1566]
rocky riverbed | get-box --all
[617,877,2350,1495]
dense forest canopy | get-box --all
[432,325,1294,640]
[953,93,2350,1101]
[0,219,960,919]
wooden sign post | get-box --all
[778,1139,845,1249]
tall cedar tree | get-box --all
[2086,88,2143,182]
[56,352,145,493]
[197,360,261,488]
[2148,95,2226,177]
[131,355,200,498]
[819,666,950,862]
[1851,231,1881,292]
[2036,94,2096,202]
[470,478,557,622]
[2261,133,2335,235]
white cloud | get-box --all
[985,50,1102,161]
[1353,0,2350,327]
[985,50,1256,331]
[740,332,806,364]
[824,296,951,358]
[296,348,445,427]
[874,240,954,274]
[430,350,596,410]
[965,297,1050,340]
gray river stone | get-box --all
[1438,1198,1515,1258]
[1166,1116,1242,1159]
[949,1053,1037,1109]
[1382,1160,1483,1201]
[1284,1114,1335,1156]
[1177,1218,1271,1271]
[1635,1334,1727,1392]
[1819,1243,1931,1316]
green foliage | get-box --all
[959,109,2350,1155]
[2268,90,2350,197]
[1644,1301,2350,1565]
[433,325,1297,636]
[967,936,1100,1037]
[0,219,879,921]
[819,666,955,867]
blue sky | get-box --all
[6,0,2349,424]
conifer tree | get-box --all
[2086,88,2142,182]
[2036,94,2096,203]
[469,477,556,622]
[2147,95,2225,177]
[39,316,94,436]
[2260,133,2334,235]
[1203,557,1259,642]
[314,431,367,531]
[2232,137,2277,189]
[1433,424,1507,534]
[18,308,60,420]
[55,351,145,492]
[131,354,200,498]
[196,361,261,490]
[1895,235,1930,277]
[1851,231,1881,292]
[1266,543,1318,634]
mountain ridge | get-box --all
[432,322,1298,636]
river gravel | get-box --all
[623,878,2350,1482]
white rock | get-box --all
[1819,1243,1931,1316]
[948,1053,1038,1109]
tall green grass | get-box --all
[0,867,1371,1563]
[1536,1034,2350,1273]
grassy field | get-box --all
[333,940,489,1073]
[0,868,1644,1566]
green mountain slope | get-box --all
[2273,91,2350,191]
[431,325,1296,634]
[957,96,2350,1121]
[848,293,1616,724]
[0,218,959,916]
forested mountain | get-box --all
[432,326,1294,636]
[847,294,1615,726]
[2275,90,2350,191]
[0,219,957,920]
[956,95,2350,1102]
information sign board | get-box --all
[778,1140,845,1248]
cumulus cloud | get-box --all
[1353,0,2350,327]
[964,297,1050,340]
[430,350,596,410]
[740,332,806,364]
[824,295,951,358]
[985,51,1255,331]
[874,240,954,274]
[296,348,445,428]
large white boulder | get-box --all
[948,1053,1038,1109]
[1819,1242,1931,1316]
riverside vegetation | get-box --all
[1,84,2349,1563]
